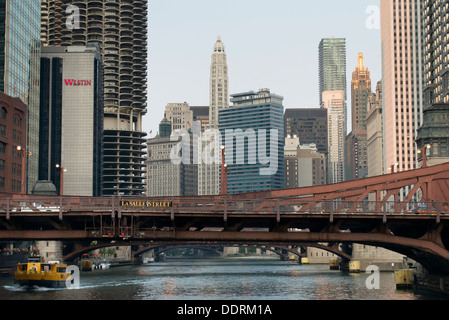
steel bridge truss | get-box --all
[1,162,449,274]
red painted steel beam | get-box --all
[227,161,449,201]
[0,230,88,239]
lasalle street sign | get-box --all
[119,200,174,208]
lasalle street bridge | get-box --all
[2,162,449,274]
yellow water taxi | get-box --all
[15,256,70,288]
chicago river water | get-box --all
[0,258,447,300]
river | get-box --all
[0,258,446,301]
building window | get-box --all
[0,107,6,120]
[441,141,447,155]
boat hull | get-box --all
[16,279,67,288]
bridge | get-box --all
[1,162,449,274]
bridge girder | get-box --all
[2,162,449,274]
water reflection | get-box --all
[0,259,446,300]
[162,279,176,298]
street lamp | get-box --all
[220,146,228,195]
[16,146,31,195]
[417,144,432,168]
[56,164,67,195]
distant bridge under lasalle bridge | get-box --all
[2,162,449,274]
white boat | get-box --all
[142,257,155,264]
[97,259,111,270]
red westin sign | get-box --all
[64,79,92,86]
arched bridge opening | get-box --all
[63,240,352,263]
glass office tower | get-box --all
[319,38,347,134]
[0,0,41,193]
[219,89,285,194]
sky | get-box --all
[144,0,382,137]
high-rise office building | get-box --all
[42,0,148,196]
[345,130,368,181]
[219,89,284,194]
[416,0,449,166]
[0,0,41,193]
[191,106,209,132]
[147,134,184,197]
[351,53,371,131]
[366,81,384,177]
[322,90,345,184]
[198,38,229,195]
[345,53,371,181]
[164,103,193,132]
[284,108,328,155]
[39,46,103,196]
[422,0,449,107]
[319,38,347,133]
[147,119,198,197]
[380,0,425,173]
[284,135,326,188]
[209,37,229,127]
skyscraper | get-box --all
[164,103,193,132]
[209,37,229,127]
[415,0,449,167]
[0,0,41,193]
[198,37,229,195]
[39,46,103,196]
[322,90,345,184]
[366,81,384,177]
[351,53,371,131]
[42,0,148,196]
[319,38,347,133]
[422,0,449,107]
[344,130,367,181]
[284,108,328,155]
[219,89,285,194]
[284,135,326,188]
[345,53,371,181]
[380,0,425,173]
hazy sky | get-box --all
[144,0,381,137]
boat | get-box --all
[15,256,70,288]
[97,259,111,270]
[142,257,155,264]
[80,254,93,271]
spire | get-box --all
[209,36,229,127]
[214,36,225,53]
[357,53,364,71]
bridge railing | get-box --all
[0,196,115,220]
[0,196,447,218]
